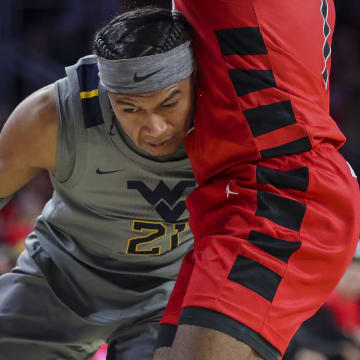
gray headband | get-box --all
[97,41,195,94]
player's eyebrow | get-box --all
[114,89,182,107]
[160,89,182,105]
[114,99,137,107]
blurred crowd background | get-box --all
[0,1,359,359]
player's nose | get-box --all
[144,113,168,136]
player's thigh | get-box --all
[154,347,172,360]
[157,325,262,360]
[179,145,359,358]
[107,318,161,360]
[0,251,107,360]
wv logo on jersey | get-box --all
[127,180,196,222]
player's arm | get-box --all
[0,84,58,200]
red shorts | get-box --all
[158,144,360,358]
[176,0,345,185]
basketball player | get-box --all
[154,1,360,359]
[0,7,196,360]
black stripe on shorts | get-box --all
[256,166,309,192]
[156,324,177,349]
[179,307,281,360]
[248,231,301,263]
[215,27,268,56]
[228,255,282,302]
[244,101,297,137]
[256,191,306,232]
[228,69,276,97]
[260,137,312,159]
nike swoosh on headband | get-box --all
[133,68,165,82]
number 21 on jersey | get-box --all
[126,220,188,256]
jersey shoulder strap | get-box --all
[65,55,104,129]
[54,55,105,183]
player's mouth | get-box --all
[144,137,173,148]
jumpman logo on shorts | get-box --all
[225,180,239,198]
[347,161,357,179]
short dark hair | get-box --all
[93,7,192,60]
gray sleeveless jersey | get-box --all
[25,55,196,324]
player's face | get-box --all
[108,76,195,157]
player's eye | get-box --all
[162,101,178,108]
[123,108,139,113]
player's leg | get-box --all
[154,250,194,360]
[166,325,262,360]
[0,249,108,360]
[108,256,196,360]
[154,206,282,360]
[156,144,360,360]
[164,0,358,358]
[155,328,260,360]
[154,348,171,360]
[106,252,195,360]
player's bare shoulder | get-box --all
[0,84,58,197]
[0,84,58,170]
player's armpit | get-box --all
[0,84,58,197]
